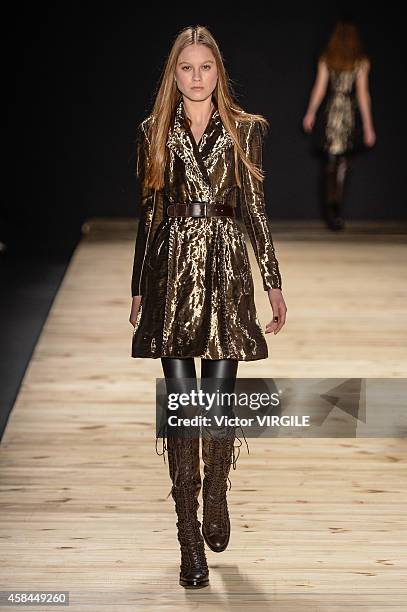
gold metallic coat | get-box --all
[130,98,282,361]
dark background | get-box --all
[6,3,407,258]
[1,4,406,438]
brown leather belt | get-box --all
[166,201,235,218]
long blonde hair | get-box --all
[141,25,268,190]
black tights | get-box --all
[161,357,238,380]
[161,357,239,437]
[156,357,249,477]
[324,153,349,207]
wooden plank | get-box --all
[1,220,406,610]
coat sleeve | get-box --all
[239,120,282,291]
[130,122,164,297]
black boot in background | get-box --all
[323,153,347,231]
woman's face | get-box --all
[175,43,218,103]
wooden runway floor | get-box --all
[1,219,406,611]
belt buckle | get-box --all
[202,201,207,217]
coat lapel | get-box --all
[166,98,234,199]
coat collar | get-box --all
[166,97,234,199]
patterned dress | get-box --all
[130,97,283,361]
[317,59,366,155]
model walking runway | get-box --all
[0,218,406,609]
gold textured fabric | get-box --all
[130,97,282,361]
[322,62,364,155]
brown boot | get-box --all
[166,429,209,588]
[201,426,237,553]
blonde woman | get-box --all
[303,18,376,230]
[129,25,287,588]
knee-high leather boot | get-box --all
[166,428,209,588]
[201,425,242,553]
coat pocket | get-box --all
[236,232,251,293]
[146,223,167,271]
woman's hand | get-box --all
[303,112,315,133]
[129,295,142,327]
[265,288,287,335]
[363,125,376,147]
